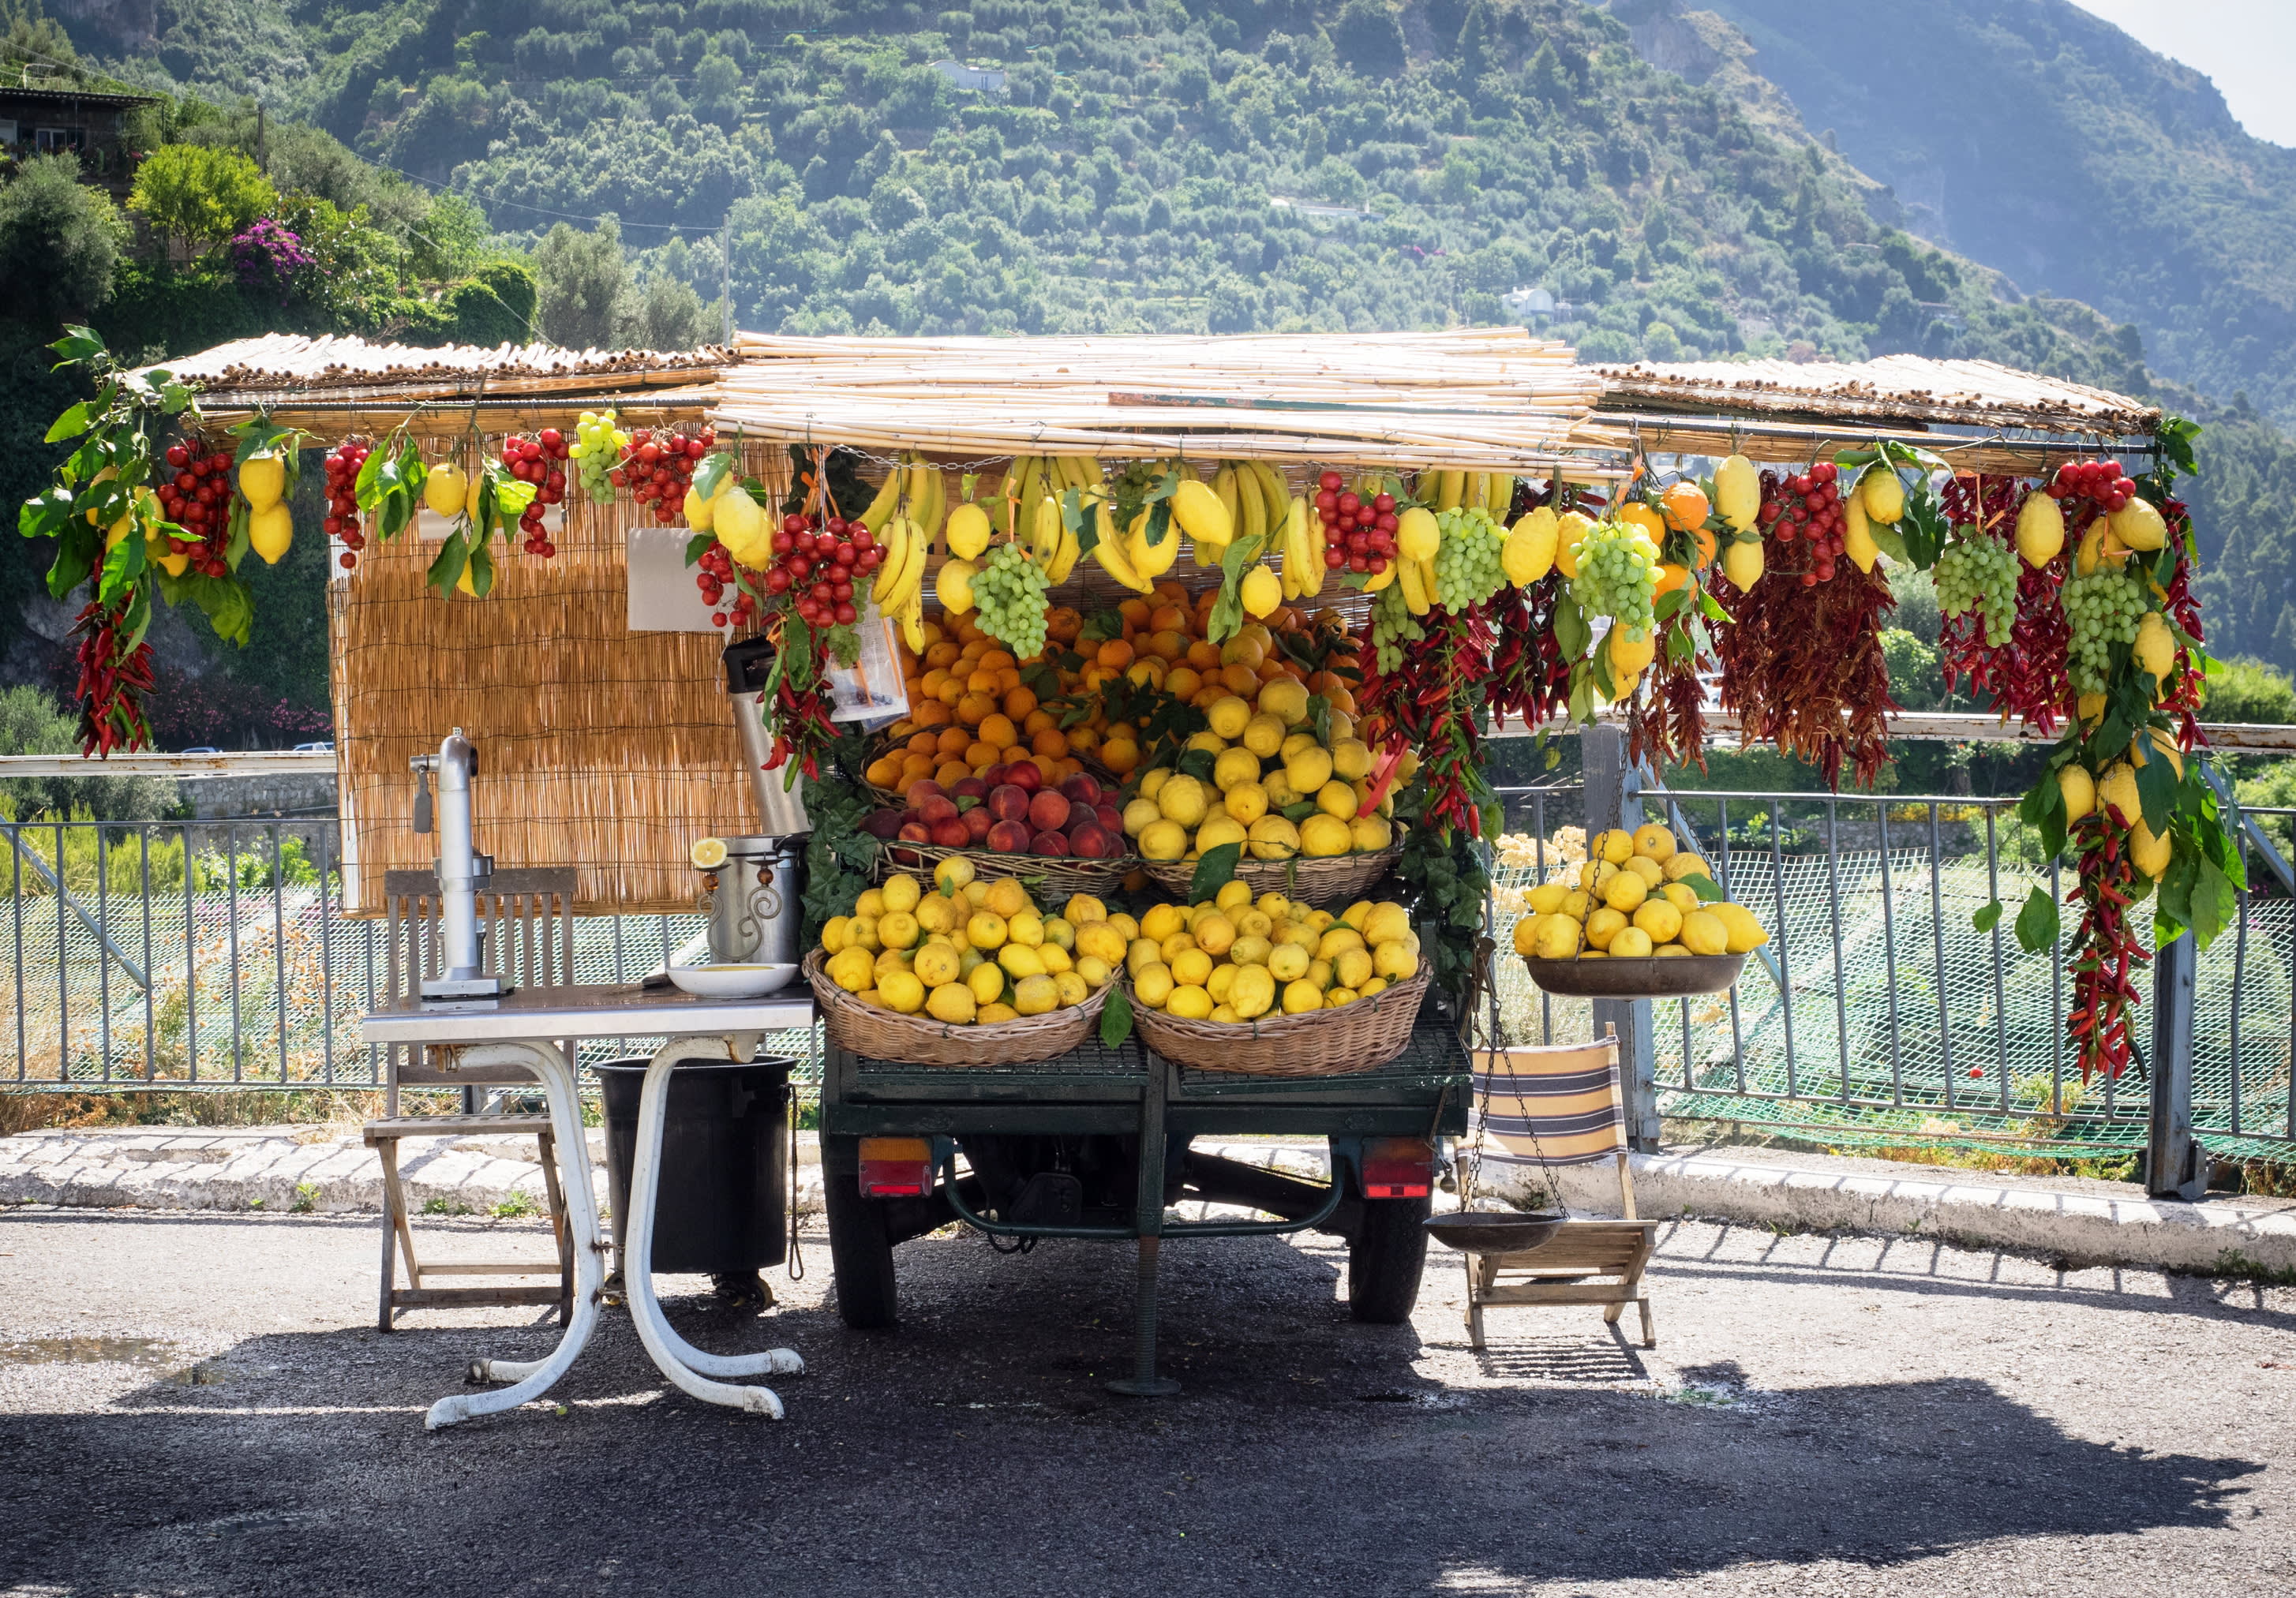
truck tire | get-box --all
[823,1147,899,1330]
[1348,1194,1431,1324]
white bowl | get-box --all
[666,963,800,999]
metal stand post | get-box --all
[1108,1058,1179,1397]
[2144,931,2210,1201]
[1584,724,1660,1151]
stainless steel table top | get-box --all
[360,983,817,1046]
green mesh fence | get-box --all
[1492,843,2296,1163]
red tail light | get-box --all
[858,1136,931,1198]
[1361,1136,1433,1199]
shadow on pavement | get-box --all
[0,1229,2267,1596]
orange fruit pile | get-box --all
[873,582,1363,795]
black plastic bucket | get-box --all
[597,1056,792,1274]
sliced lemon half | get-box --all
[689,836,730,871]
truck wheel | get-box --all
[1348,1194,1431,1324]
[823,1151,898,1330]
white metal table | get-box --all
[361,983,817,1428]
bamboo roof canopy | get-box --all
[709,327,1605,470]
[1591,355,2162,436]
[149,332,725,420]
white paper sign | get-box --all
[625,524,720,632]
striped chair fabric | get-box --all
[1459,1033,1657,1349]
[1470,1039,1626,1167]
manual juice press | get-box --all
[410,728,511,1001]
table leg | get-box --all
[621,1036,802,1416]
[425,1042,605,1429]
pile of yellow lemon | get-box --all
[1120,676,1411,864]
[1126,881,1421,1023]
[1511,823,1770,961]
[818,857,1126,1025]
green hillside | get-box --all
[26,0,2296,679]
[1697,0,2296,428]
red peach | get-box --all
[917,794,960,826]
[904,780,945,807]
[1060,773,1102,806]
[987,784,1032,824]
[1028,789,1072,833]
[1095,803,1123,835]
[961,806,994,843]
[949,776,988,801]
[1004,760,1043,794]
[986,819,1032,853]
[1068,822,1111,859]
[930,818,970,848]
[1030,829,1071,857]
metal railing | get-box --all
[6,793,2294,1166]
[0,818,818,1091]
[1489,779,2296,1165]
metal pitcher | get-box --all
[699,836,807,968]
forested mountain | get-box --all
[18,0,2296,684]
[1692,0,2296,428]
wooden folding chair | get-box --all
[1461,1033,1659,1349]
[365,867,580,1331]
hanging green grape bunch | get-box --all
[972,540,1052,659]
[1369,582,1425,674]
[1934,532,2020,649]
[1432,507,1508,610]
[1569,517,1661,635]
[2061,568,2147,695]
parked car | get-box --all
[292,741,334,753]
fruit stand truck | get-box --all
[818,1008,1472,1393]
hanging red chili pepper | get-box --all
[2065,809,2148,1082]
[69,599,155,756]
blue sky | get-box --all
[2069,0,2296,146]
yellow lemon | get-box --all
[1195,913,1237,956]
[1139,820,1188,861]
[978,1002,1019,1024]
[855,889,886,919]
[1142,904,1185,943]
[1207,963,1238,1005]
[997,943,1047,979]
[1284,744,1334,795]
[1632,900,1683,945]
[1139,768,1173,801]
[1314,779,1359,821]
[1215,880,1254,911]
[968,960,1008,1005]
[934,855,976,894]
[1170,946,1214,988]
[1167,984,1214,1020]
[826,947,875,992]
[1054,971,1090,1006]
[1316,926,1365,961]
[1281,978,1322,1014]
[916,895,958,934]
[1012,974,1058,1016]
[1714,903,1770,953]
[1006,911,1045,948]
[1076,954,1113,989]
[1335,948,1374,990]
[1359,976,1390,997]
[1330,738,1372,781]
[881,873,923,914]
[1533,913,1582,960]
[1261,769,1300,807]
[1123,797,1164,837]
[1136,961,1177,1009]
[1229,964,1276,1019]
[821,915,851,955]
[914,943,961,987]
[1661,882,1700,916]
[1213,746,1260,792]
[1624,855,1665,888]
[1259,677,1309,724]
[1361,904,1410,945]
[1603,872,1648,913]
[878,970,926,1014]
[1267,942,1311,982]
[1631,822,1676,863]
[1206,695,1253,740]
[1372,941,1418,981]
[1157,774,1210,827]
[1527,883,1569,916]
[1197,815,1248,854]
[1247,815,1300,859]
[1349,814,1394,853]
[1299,814,1352,858]
[1229,934,1272,967]
[1663,853,1711,883]
[926,982,978,1024]
[1609,926,1654,959]
[1241,713,1287,758]
[1224,781,1269,825]
[1678,910,1728,956]
[1584,907,1627,951]
[877,910,920,950]
[966,910,1008,950]
[1185,730,1227,757]
[985,878,1031,919]
[1512,916,1541,957]
[1594,828,1635,865]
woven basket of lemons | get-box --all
[806,861,1126,1067]
[1511,822,1769,1000]
[1122,882,1431,1076]
[1122,676,1404,908]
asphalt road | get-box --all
[2,1205,2292,1596]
